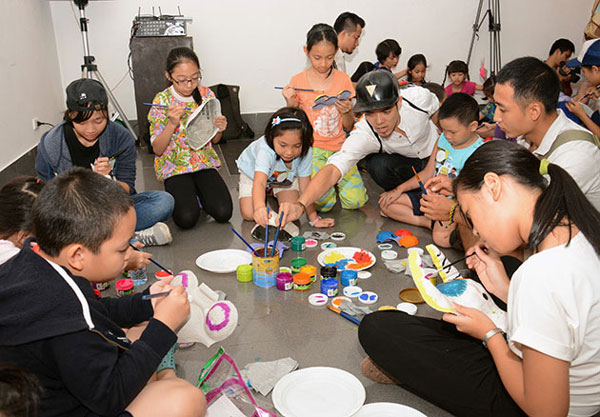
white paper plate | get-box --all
[352,402,426,417]
[195,249,252,273]
[273,367,366,417]
[317,247,376,271]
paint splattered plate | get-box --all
[195,249,252,273]
[352,402,426,416]
[317,247,376,271]
[273,367,365,417]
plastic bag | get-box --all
[198,348,276,417]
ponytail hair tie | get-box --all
[272,116,302,127]
[539,158,550,176]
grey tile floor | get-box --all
[126,143,458,416]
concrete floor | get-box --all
[124,142,459,416]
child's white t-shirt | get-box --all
[507,232,600,416]
[0,240,19,265]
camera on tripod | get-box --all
[559,61,581,84]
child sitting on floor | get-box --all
[0,168,205,417]
[237,107,334,228]
[0,177,44,264]
[443,60,483,97]
[379,93,484,247]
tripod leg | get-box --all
[93,69,138,142]
[467,0,485,65]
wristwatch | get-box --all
[482,328,505,348]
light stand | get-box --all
[74,0,138,141]
[466,0,502,77]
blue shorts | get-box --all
[406,189,424,216]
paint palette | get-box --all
[195,249,252,273]
[317,247,376,271]
[353,402,426,417]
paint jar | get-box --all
[320,266,337,280]
[155,270,173,280]
[340,270,358,287]
[291,236,306,251]
[115,279,134,297]
[300,265,317,283]
[293,272,311,291]
[276,272,294,291]
[291,257,307,274]
[252,247,280,288]
[320,278,339,297]
[279,266,292,274]
[236,264,253,282]
[91,281,110,291]
[127,267,147,286]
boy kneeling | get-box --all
[0,168,205,417]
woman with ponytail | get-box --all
[358,140,600,417]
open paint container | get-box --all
[252,247,280,288]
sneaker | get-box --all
[133,222,173,247]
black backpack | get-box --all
[209,84,254,142]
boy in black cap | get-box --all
[36,78,175,247]
[279,70,439,225]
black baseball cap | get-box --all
[66,78,108,112]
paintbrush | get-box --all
[430,252,476,275]
[273,86,315,92]
[412,166,427,195]
[141,290,171,300]
[143,102,192,111]
[231,228,259,256]
[264,208,270,257]
[327,305,361,325]
[128,243,172,275]
[582,85,600,99]
[270,211,285,257]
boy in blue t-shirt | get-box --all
[379,93,484,248]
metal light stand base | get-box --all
[76,1,138,141]
[466,0,502,76]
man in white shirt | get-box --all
[279,70,439,225]
[333,12,365,73]
[494,57,600,211]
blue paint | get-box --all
[436,280,467,297]
[340,270,358,286]
[376,231,395,243]
[359,293,377,301]
[320,279,338,297]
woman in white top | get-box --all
[359,140,600,416]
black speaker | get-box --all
[130,36,193,152]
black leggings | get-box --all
[358,312,526,417]
[358,256,525,417]
[164,169,233,229]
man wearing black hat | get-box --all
[279,70,439,225]
[36,78,175,246]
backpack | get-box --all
[540,129,600,159]
[209,84,254,142]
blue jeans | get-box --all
[132,191,175,231]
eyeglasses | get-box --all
[171,76,202,86]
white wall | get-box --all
[0,0,589,170]
[48,0,591,118]
[0,0,64,171]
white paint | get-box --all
[0,0,64,170]
[1,0,592,169]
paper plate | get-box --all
[352,402,426,416]
[317,247,376,271]
[273,367,366,417]
[195,249,252,273]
